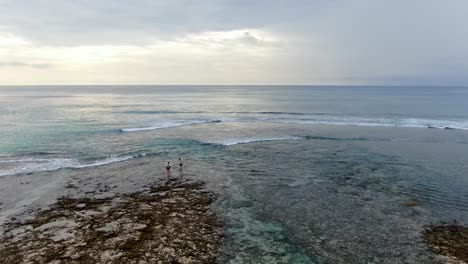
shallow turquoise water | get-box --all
[1,86,468,262]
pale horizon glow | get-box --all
[0,0,467,86]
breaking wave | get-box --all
[121,120,222,132]
[251,116,468,130]
[212,137,303,146]
[118,113,468,133]
[0,154,143,177]
[121,110,204,115]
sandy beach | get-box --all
[0,157,223,263]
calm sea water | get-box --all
[1,85,468,262]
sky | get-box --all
[0,0,467,85]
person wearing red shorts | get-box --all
[166,161,171,176]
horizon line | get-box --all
[1,84,468,88]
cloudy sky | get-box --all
[0,0,467,85]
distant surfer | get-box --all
[178,157,183,170]
[166,161,171,176]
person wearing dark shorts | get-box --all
[178,157,183,170]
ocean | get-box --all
[1,85,468,262]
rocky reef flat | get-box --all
[423,223,468,264]
[0,174,223,263]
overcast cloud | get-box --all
[0,0,467,85]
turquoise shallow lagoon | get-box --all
[1,86,467,262]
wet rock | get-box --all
[0,178,223,263]
[75,203,87,209]
[402,201,418,207]
[423,223,468,263]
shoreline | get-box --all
[0,176,223,263]
[1,154,467,263]
[0,157,224,263]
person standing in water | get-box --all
[166,161,171,176]
[178,157,183,170]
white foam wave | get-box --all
[120,115,468,132]
[260,116,468,130]
[218,137,303,146]
[0,155,138,177]
[0,158,53,163]
[121,119,222,132]
[74,154,138,169]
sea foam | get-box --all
[0,154,139,177]
[216,137,303,146]
[245,115,468,130]
[121,120,222,132]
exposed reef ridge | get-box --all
[0,178,223,264]
[423,223,468,264]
